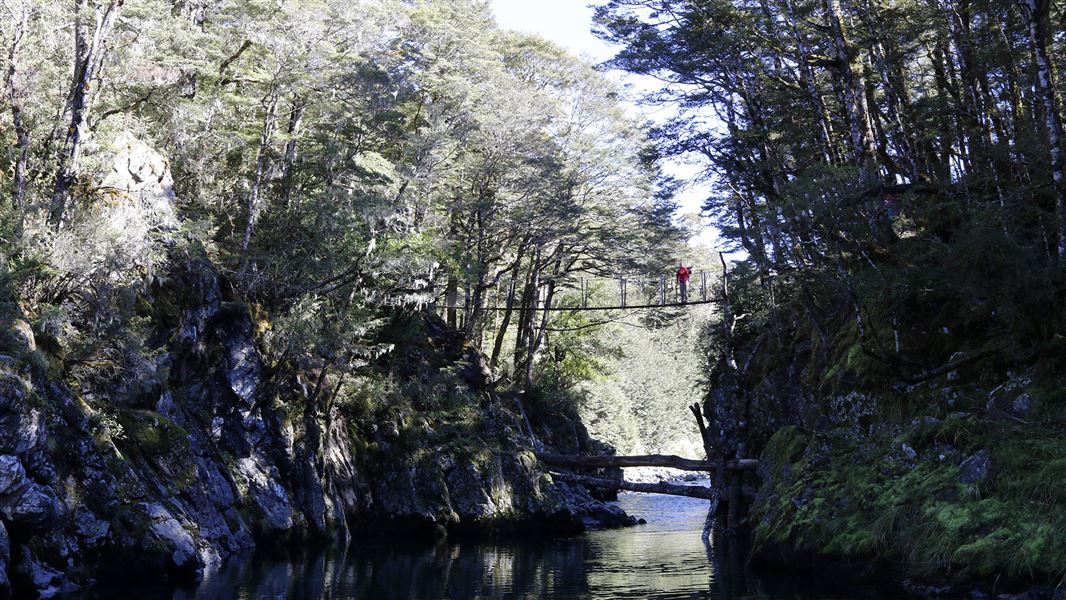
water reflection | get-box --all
[68,492,899,599]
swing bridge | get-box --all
[436,267,719,312]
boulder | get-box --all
[911,415,941,427]
[141,503,198,571]
[101,133,179,232]
[900,443,918,461]
[15,544,66,599]
[828,391,878,428]
[74,509,110,548]
[0,455,56,528]
[1012,393,1032,415]
[960,450,991,484]
[0,377,28,414]
[174,259,223,345]
[0,457,24,496]
[581,502,637,529]
[234,454,295,534]
[213,303,262,406]
[445,463,492,518]
[9,320,34,354]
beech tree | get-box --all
[50,0,125,227]
[596,0,1066,527]
[0,0,686,407]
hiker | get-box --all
[676,263,691,303]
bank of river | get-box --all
[63,491,903,599]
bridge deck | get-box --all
[441,298,717,312]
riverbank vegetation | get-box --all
[597,0,1066,587]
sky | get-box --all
[489,0,724,255]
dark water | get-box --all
[68,492,900,599]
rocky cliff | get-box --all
[0,256,630,598]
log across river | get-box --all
[549,472,720,500]
[536,452,759,500]
[535,452,758,473]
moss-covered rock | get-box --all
[114,410,188,458]
[0,257,635,597]
[752,416,1066,586]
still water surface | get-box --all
[70,491,899,599]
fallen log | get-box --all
[549,471,719,500]
[535,452,758,472]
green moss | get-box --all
[115,409,189,458]
[761,426,809,476]
[249,302,272,335]
[754,416,1066,582]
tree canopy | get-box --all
[0,0,688,402]
[595,0,1066,391]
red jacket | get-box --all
[676,266,691,283]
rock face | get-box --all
[101,133,179,231]
[0,456,56,528]
[0,258,629,597]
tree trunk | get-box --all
[782,0,836,165]
[490,244,528,369]
[445,275,458,328]
[856,0,918,179]
[240,91,280,273]
[1018,0,1066,259]
[50,0,126,228]
[513,247,541,377]
[689,403,716,461]
[995,14,1029,148]
[5,8,29,213]
[826,0,876,179]
[929,42,958,179]
[280,96,306,208]
[523,248,565,392]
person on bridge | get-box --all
[676,263,691,303]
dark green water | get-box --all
[67,491,900,599]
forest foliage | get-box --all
[595,0,1066,430]
[0,0,703,441]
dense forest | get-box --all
[0,0,688,395]
[597,0,1066,367]
[596,0,1066,590]
[0,0,711,451]
[0,0,711,594]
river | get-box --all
[66,491,901,599]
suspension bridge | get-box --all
[436,268,719,312]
